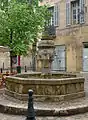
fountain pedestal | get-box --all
[37,36,55,72]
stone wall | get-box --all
[0,52,10,70]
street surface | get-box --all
[1,112,88,120]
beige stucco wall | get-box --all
[55,25,88,72]
[0,51,32,72]
[21,54,32,68]
[0,52,10,70]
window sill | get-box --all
[66,23,85,29]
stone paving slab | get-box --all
[1,112,88,120]
[0,89,88,116]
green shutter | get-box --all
[66,0,71,25]
[80,0,85,23]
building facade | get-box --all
[0,51,32,72]
[40,0,88,72]
[0,46,10,71]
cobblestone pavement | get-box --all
[1,112,88,120]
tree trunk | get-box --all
[32,41,36,71]
[10,51,13,73]
[10,29,13,73]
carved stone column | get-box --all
[37,36,55,73]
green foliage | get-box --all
[0,0,50,55]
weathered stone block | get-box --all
[56,86,60,95]
[76,83,81,92]
[60,85,66,95]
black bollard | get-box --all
[1,68,2,73]
[25,66,27,72]
[26,89,36,120]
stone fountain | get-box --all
[36,25,55,73]
[5,26,85,102]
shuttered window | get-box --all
[80,0,85,23]
[66,0,85,26]
[48,7,54,26]
[66,1,71,25]
[48,3,59,26]
[54,4,59,26]
[71,0,80,24]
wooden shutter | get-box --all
[54,3,59,26]
[80,0,85,23]
[66,0,71,25]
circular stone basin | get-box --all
[5,72,85,102]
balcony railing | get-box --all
[43,25,56,38]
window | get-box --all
[80,0,85,23]
[71,0,80,24]
[48,7,54,26]
[66,0,85,26]
[48,4,59,26]
[66,2,71,25]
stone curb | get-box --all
[0,103,88,116]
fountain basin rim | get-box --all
[6,76,85,85]
[14,72,77,75]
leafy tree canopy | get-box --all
[0,0,50,55]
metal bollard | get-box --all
[25,66,27,72]
[1,68,2,73]
[26,89,36,120]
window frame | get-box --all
[48,3,59,27]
